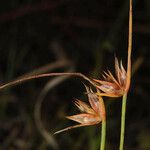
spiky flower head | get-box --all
[93,57,129,97]
[54,86,105,134]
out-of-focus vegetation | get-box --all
[0,0,150,150]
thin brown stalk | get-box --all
[0,72,96,91]
[126,0,132,92]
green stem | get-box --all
[100,120,106,150]
[119,93,127,150]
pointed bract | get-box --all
[66,114,100,124]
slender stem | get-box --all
[0,72,97,91]
[126,0,132,92]
[100,120,106,150]
[119,93,127,150]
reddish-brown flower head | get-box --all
[54,86,105,134]
[93,57,129,97]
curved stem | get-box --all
[119,93,127,150]
[0,72,96,91]
[100,120,106,150]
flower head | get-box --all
[93,57,128,97]
[54,86,105,134]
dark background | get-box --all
[0,0,149,150]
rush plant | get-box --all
[0,0,133,150]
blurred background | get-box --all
[0,0,150,150]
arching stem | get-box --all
[0,72,97,91]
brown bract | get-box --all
[54,86,105,134]
[93,58,128,97]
